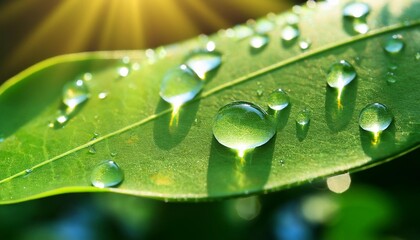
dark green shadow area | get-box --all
[153,99,200,150]
[268,104,291,131]
[207,136,275,197]
[325,80,358,132]
[359,123,396,160]
[0,59,112,139]
[281,37,298,49]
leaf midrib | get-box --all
[1,20,419,184]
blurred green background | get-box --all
[1,0,419,239]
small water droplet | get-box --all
[254,19,274,34]
[327,60,357,89]
[285,13,300,26]
[83,73,92,81]
[90,160,124,188]
[49,114,69,128]
[122,56,130,64]
[281,25,299,41]
[110,152,118,157]
[343,2,370,18]
[359,103,393,133]
[131,62,141,71]
[255,89,263,98]
[299,39,312,51]
[415,52,420,60]
[233,25,254,39]
[388,63,398,70]
[98,92,108,100]
[185,50,222,79]
[62,79,89,109]
[267,89,290,111]
[386,72,396,84]
[160,65,203,106]
[25,169,33,175]
[249,34,269,49]
[88,145,97,154]
[384,35,404,54]
[206,41,216,52]
[280,160,285,166]
[352,19,369,34]
[118,66,130,77]
[212,101,276,153]
[296,108,311,126]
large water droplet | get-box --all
[160,65,203,106]
[185,50,222,80]
[249,34,269,49]
[327,60,356,89]
[327,173,351,194]
[359,103,393,133]
[212,101,276,154]
[384,35,404,54]
[281,25,299,41]
[62,79,89,109]
[267,89,290,111]
[90,160,124,188]
[343,2,370,18]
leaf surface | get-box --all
[1,0,419,203]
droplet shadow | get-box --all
[153,99,200,150]
[359,123,397,160]
[325,79,358,132]
[207,136,275,197]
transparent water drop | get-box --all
[122,56,130,64]
[327,173,351,194]
[185,50,222,79]
[416,52,420,60]
[110,152,118,157]
[160,65,203,106]
[353,19,369,34]
[386,72,396,84]
[118,66,130,77]
[296,108,311,126]
[249,34,269,49]
[256,89,264,97]
[131,62,141,71]
[281,25,299,41]
[83,72,92,81]
[90,160,124,188]
[343,2,370,18]
[49,114,69,128]
[88,145,96,154]
[267,89,290,111]
[299,39,312,51]
[327,60,357,89]
[359,103,393,133]
[62,79,89,109]
[233,25,254,39]
[98,92,108,100]
[212,101,276,154]
[384,35,404,54]
[206,41,216,52]
[388,63,398,70]
[285,13,300,26]
[254,19,274,34]
[25,168,33,175]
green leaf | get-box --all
[1,0,419,204]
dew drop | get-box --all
[415,52,420,60]
[384,35,404,54]
[327,173,351,194]
[386,72,396,84]
[185,50,222,80]
[359,103,393,133]
[25,168,33,175]
[88,145,97,154]
[98,92,108,100]
[110,152,118,157]
[233,25,254,39]
[254,19,274,34]
[267,89,290,111]
[327,60,356,89]
[160,65,203,106]
[296,108,311,126]
[281,25,299,41]
[299,39,312,51]
[206,41,216,52]
[83,72,93,81]
[285,13,300,26]
[49,114,69,128]
[62,79,89,109]
[90,160,124,188]
[249,34,269,49]
[212,101,276,153]
[118,66,130,77]
[343,2,370,18]
[352,20,369,34]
